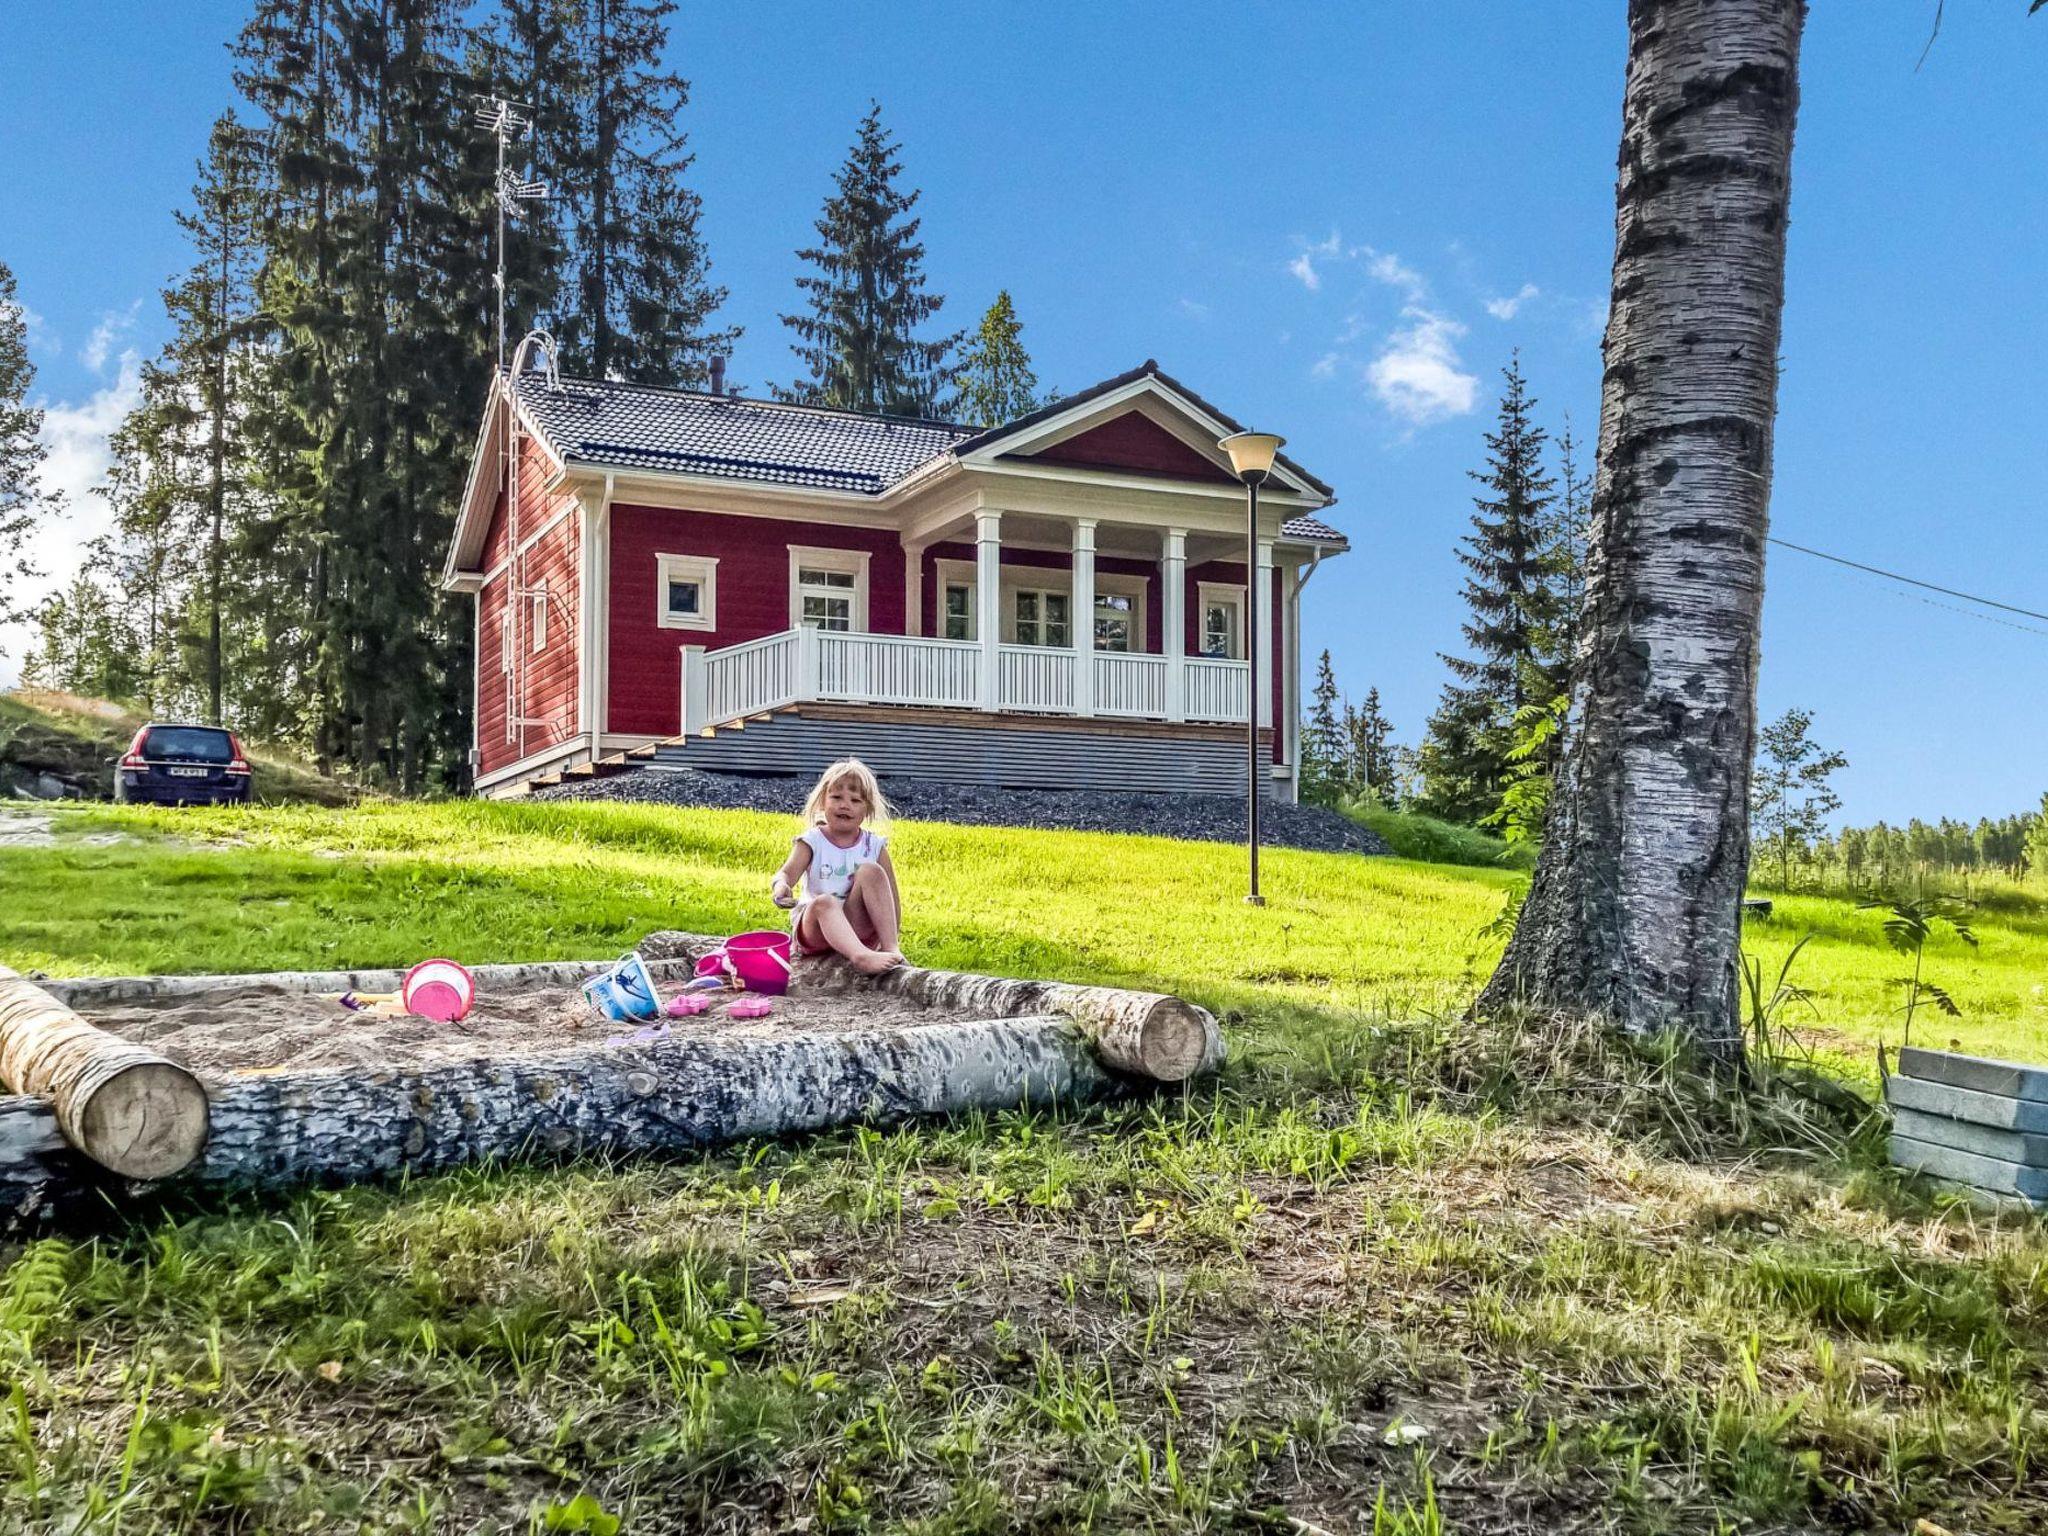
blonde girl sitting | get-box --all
[771,758,905,974]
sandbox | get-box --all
[0,932,1221,1229]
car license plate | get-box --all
[168,766,209,778]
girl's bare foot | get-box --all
[851,948,905,975]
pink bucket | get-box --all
[721,930,794,995]
[402,958,476,1022]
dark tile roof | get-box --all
[508,364,1340,530]
[513,374,974,495]
[1279,513,1346,544]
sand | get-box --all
[82,977,963,1083]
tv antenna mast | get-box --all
[473,95,549,373]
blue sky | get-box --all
[3,2,2043,825]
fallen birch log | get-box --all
[0,968,209,1180]
[1,937,1223,1229]
[636,932,1222,1082]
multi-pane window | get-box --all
[1093,592,1136,654]
[942,583,974,641]
[790,547,869,632]
[656,554,718,631]
[1200,589,1243,659]
[1013,589,1072,647]
[797,566,857,631]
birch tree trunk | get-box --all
[1478,0,1805,1060]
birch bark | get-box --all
[1478,0,1806,1060]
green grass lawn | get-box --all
[3,800,2047,1534]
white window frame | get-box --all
[789,545,871,632]
[1197,581,1246,661]
[940,579,976,641]
[656,553,719,632]
[530,582,549,653]
[933,558,1149,651]
[1091,574,1146,655]
[1009,584,1074,648]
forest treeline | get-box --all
[1,0,1039,789]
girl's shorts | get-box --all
[790,898,832,954]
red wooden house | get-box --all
[442,355,1347,798]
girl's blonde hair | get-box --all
[801,757,892,829]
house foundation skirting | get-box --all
[653,705,1284,798]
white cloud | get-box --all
[1365,252,1428,304]
[1177,296,1211,321]
[0,351,144,681]
[1485,282,1541,321]
[1366,309,1477,427]
[1288,233,1430,304]
[1309,351,1341,381]
[79,301,141,374]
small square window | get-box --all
[657,554,719,631]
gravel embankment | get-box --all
[534,767,1388,856]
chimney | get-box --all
[709,354,727,397]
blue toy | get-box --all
[581,952,662,1022]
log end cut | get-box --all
[1129,1001,1216,1083]
[78,1060,212,1180]
[1071,992,1220,1083]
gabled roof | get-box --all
[513,373,974,495]
[448,363,1344,583]
[950,359,1335,501]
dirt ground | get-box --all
[82,973,965,1081]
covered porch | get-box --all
[682,508,1278,734]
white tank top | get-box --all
[798,826,885,900]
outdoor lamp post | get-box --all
[1218,430,1283,906]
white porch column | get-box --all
[1071,518,1097,716]
[903,540,925,637]
[1283,563,1304,800]
[976,511,1002,711]
[1162,528,1187,722]
[680,645,708,736]
[1255,538,1277,735]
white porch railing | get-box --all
[998,645,1075,713]
[1095,652,1168,718]
[684,628,1255,734]
[816,630,980,708]
[1184,657,1252,725]
[703,630,801,725]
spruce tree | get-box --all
[160,112,266,724]
[1419,354,1563,821]
[0,260,53,649]
[953,291,1043,426]
[1299,649,1346,806]
[1547,413,1590,670]
[502,0,737,385]
[781,103,959,416]
[1347,686,1396,803]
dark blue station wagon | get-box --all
[115,724,254,806]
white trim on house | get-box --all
[1196,581,1247,661]
[930,559,1147,650]
[655,553,719,631]
[474,735,592,796]
[953,375,1325,500]
[788,545,872,632]
[530,582,550,652]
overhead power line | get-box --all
[1767,536,2048,627]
